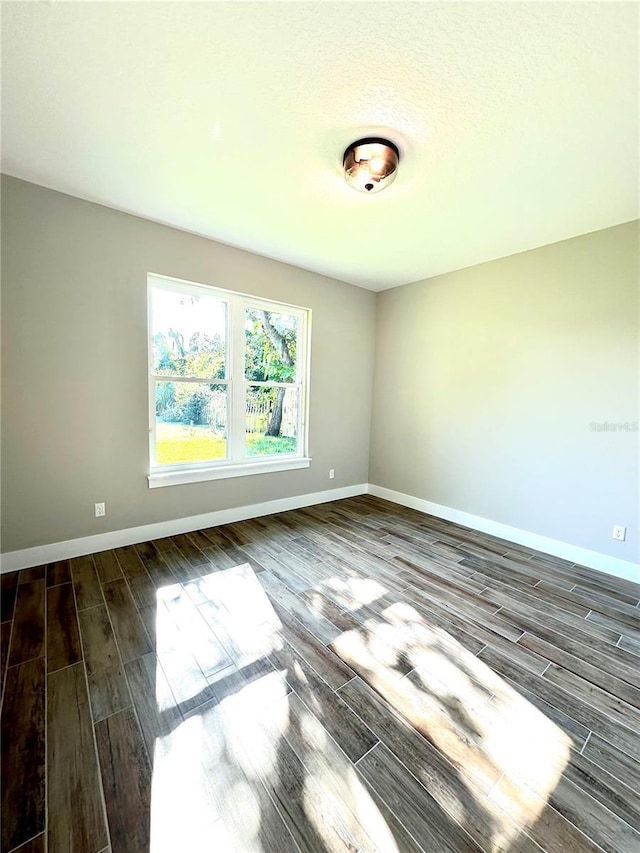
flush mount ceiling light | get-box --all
[343,137,400,194]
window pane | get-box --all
[155,381,227,464]
[245,385,298,456]
[244,308,298,383]
[152,288,226,379]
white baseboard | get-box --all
[0,484,368,573]
[367,484,639,583]
[3,481,638,584]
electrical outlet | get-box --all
[612,525,626,542]
[95,502,106,518]
[329,469,335,479]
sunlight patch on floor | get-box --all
[146,560,572,851]
[331,600,571,850]
[296,697,402,852]
[150,714,220,851]
[315,574,390,611]
[149,562,408,850]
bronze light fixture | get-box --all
[343,137,400,194]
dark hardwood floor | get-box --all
[1,495,639,852]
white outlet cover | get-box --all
[95,502,106,517]
[612,525,626,541]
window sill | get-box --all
[148,456,312,488]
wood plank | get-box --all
[518,632,640,708]
[126,572,157,608]
[78,605,131,722]
[241,542,310,593]
[478,645,640,762]
[398,580,550,675]
[133,539,169,572]
[220,689,378,853]
[71,556,103,610]
[216,522,256,546]
[18,565,45,584]
[207,540,267,574]
[8,579,45,666]
[281,691,417,852]
[473,571,624,646]
[46,560,72,587]
[205,655,290,709]
[542,661,640,732]
[398,570,526,643]
[170,533,209,568]
[618,634,640,656]
[137,604,157,649]
[102,579,153,663]
[1,620,12,696]
[134,541,176,586]
[358,743,482,852]
[567,560,640,596]
[571,579,640,608]
[47,582,82,673]
[113,545,148,579]
[582,732,640,791]
[47,661,109,852]
[11,834,46,853]
[93,550,122,584]
[95,707,152,853]
[298,587,352,626]
[275,602,356,690]
[587,608,640,641]
[339,675,541,852]
[180,696,299,851]
[241,714,330,852]
[225,545,267,575]
[488,774,603,853]
[196,580,282,671]
[546,772,640,853]
[535,582,640,628]
[124,652,182,758]
[332,627,536,797]
[1,658,46,851]
[562,749,640,833]
[258,570,341,645]
[269,640,379,762]
[153,594,216,714]
[0,571,18,621]
[384,586,494,658]
[150,540,194,579]
[398,567,516,624]
[485,678,590,752]
[496,604,640,686]
[159,582,233,679]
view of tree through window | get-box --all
[150,282,307,470]
[245,308,299,457]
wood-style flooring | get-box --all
[1,495,639,852]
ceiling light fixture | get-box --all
[343,137,400,194]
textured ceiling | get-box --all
[1,2,638,291]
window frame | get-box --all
[147,273,311,488]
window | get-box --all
[148,274,311,487]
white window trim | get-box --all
[148,456,311,488]
[147,273,311,488]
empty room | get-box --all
[1,2,639,852]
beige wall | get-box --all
[1,176,376,552]
[370,222,639,562]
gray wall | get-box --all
[1,176,376,552]
[3,176,638,564]
[370,222,639,562]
